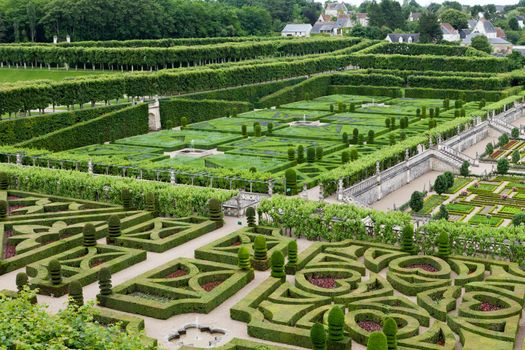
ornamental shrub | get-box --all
[429,108,434,119]
[368,130,375,143]
[435,205,449,221]
[443,98,450,109]
[307,147,316,163]
[310,323,327,350]
[241,124,247,138]
[400,132,406,141]
[512,212,525,226]
[350,149,359,161]
[145,192,156,215]
[297,145,305,163]
[180,116,188,129]
[16,272,29,292]
[367,332,388,350]
[422,106,427,118]
[327,306,345,341]
[497,158,509,175]
[270,251,285,279]
[460,161,470,176]
[253,235,268,262]
[69,281,84,307]
[385,117,391,129]
[249,167,257,173]
[0,200,6,220]
[288,148,295,161]
[121,188,132,210]
[485,142,494,156]
[246,207,256,227]
[287,240,298,267]
[316,147,323,161]
[208,198,223,223]
[513,150,521,164]
[499,133,509,147]
[107,215,121,244]
[267,122,273,135]
[409,191,423,212]
[416,109,421,119]
[479,99,486,108]
[48,259,62,285]
[433,175,448,195]
[254,124,262,137]
[330,104,334,113]
[0,172,8,190]
[401,224,415,254]
[382,317,397,350]
[337,102,343,113]
[98,267,112,296]
[389,134,396,146]
[512,127,520,139]
[390,116,396,129]
[83,223,97,247]
[352,128,359,144]
[443,171,454,189]
[342,132,349,145]
[435,107,440,117]
[437,231,450,259]
[454,110,459,118]
[285,169,297,196]
[341,151,350,164]
[460,108,466,117]
[238,246,252,270]
[349,102,356,112]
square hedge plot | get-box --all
[238,109,330,122]
[186,117,286,135]
[63,144,166,162]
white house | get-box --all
[517,16,524,29]
[440,23,460,42]
[281,24,313,38]
[356,13,369,27]
[325,2,348,17]
[472,19,497,39]
[311,22,339,36]
[408,12,422,22]
[385,33,420,43]
[463,33,513,55]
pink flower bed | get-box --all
[307,275,337,289]
[478,302,502,312]
[201,281,223,292]
[406,263,438,272]
[358,321,382,332]
[166,269,187,278]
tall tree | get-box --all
[440,8,468,29]
[419,11,442,43]
[442,1,462,11]
[471,35,492,54]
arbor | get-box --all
[419,11,443,43]
[471,35,492,54]
[409,191,423,212]
[497,158,509,175]
[460,161,470,177]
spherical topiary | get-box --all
[271,251,285,279]
[0,172,8,190]
[253,235,267,261]
[121,188,132,210]
[297,145,305,163]
[246,207,256,227]
[107,215,121,244]
[288,148,295,161]
[367,331,388,350]
[327,306,345,341]
[310,323,327,350]
[208,198,223,224]
[285,169,297,196]
[69,280,84,307]
[287,240,298,267]
[98,267,113,296]
[48,259,62,285]
[383,317,397,350]
[0,200,7,220]
[145,192,156,215]
[437,231,451,259]
[401,224,415,255]
[83,223,97,247]
[307,147,316,163]
[238,246,252,270]
[16,272,29,292]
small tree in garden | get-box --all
[353,128,359,144]
[349,102,356,112]
[382,317,397,350]
[443,172,454,189]
[368,130,375,143]
[337,101,343,113]
[454,110,460,118]
[409,191,423,213]
[145,192,156,215]
[254,124,262,137]
[121,188,132,210]
[267,122,273,135]
[390,116,396,129]
[246,207,256,227]
[460,161,470,177]
[435,205,449,221]
[69,281,84,307]
[401,224,415,254]
[107,215,121,244]
[327,306,345,341]
[316,146,323,161]
[497,158,509,175]
[238,246,252,270]
[330,104,334,113]
[400,132,406,141]
[250,167,257,173]
[83,223,97,247]
[271,251,285,279]
[512,127,520,139]
[416,108,421,119]
[435,107,440,117]
[350,149,359,161]
[342,103,347,112]
[443,98,449,109]
[253,235,268,270]
[297,145,305,163]
[98,267,112,296]
[421,106,427,118]
[16,272,29,292]
[513,150,521,164]
[241,125,247,138]
[0,171,8,190]
[499,133,509,147]
[385,117,391,129]
[485,142,494,156]
[479,99,486,109]
[310,323,327,350]
[389,134,396,146]
[307,147,316,163]
[285,169,297,195]
[429,108,434,119]
[341,151,350,164]
[48,259,62,285]
[208,198,223,224]
[0,200,7,220]
[433,175,448,195]
[287,240,298,269]
[367,331,388,350]
[342,132,349,145]
[180,116,188,129]
[288,148,295,161]
[436,231,450,259]
[460,108,465,117]
[512,212,525,226]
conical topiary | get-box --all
[0,172,8,190]
[297,145,305,163]
[238,246,252,270]
[48,259,62,285]
[16,272,29,292]
[121,188,132,210]
[69,280,84,307]
[98,267,113,296]
[287,240,298,268]
[107,215,121,244]
[310,323,327,350]
[83,223,97,247]
[327,306,345,341]
[437,231,451,259]
[208,198,223,225]
[0,200,7,220]
[271,251,285,279]
[145,192,156,216]
[246,207,256,227]
[253,235,268,270]
[383,317,397,350]
[401,224,415,255]
[285,169,297,196]
[367,331,388,350]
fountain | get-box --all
[361,98,387,109]
[168,319,227,348]
[164,140,218,158]
[289,114,328,127]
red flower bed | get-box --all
[307,275,337,289]
[8,205,26,215]
[478,302,503,312]
[504,140,518,150]
[358,321,382,332]
[201,281,223,292]
[231,241,241,246]
[90,259,106,268]
[3,230,16,259]
[406,264,438,273]
[166,269,187,278]
[7,196,21,200]
[491,150,504,159]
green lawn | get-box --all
[282,94,391,111]
[0,68,115,83]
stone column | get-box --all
[318,183,324,201]
[170,170,176,185]
[337,178,344,201]
[376,161,382,201]
[88,160,93,175]
[16,153,22,166]
[268,179,273,196]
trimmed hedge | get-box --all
[159,98,251,129]
[16,104,149,151]
[329,85,402,98]
[331,73,404,87]
[362,42,489,57]
[259,75,331,108]
[404,87,504,102]
[407,75,510,91]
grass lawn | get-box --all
[446,203,475,214]
[238,109,329,122]
[468,214,503,226]
[0,68,115,83]
[187,117,285,134]
[446,177,472,194]
[282,94,391,111]
[418,194,447,215]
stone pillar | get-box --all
[376,161,382,201]
[337,178,344,201]
[16,153,22,166]
[170,170,176,185]
[405,149,411,184]
[268,179,273,196]
[318,183,324,201]
[88,160,93,175]
[53,35,58,44]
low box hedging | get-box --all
[94,309,158,348]
[16,104,149,151]
[180,338,297,350]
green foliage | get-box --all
[307,147,316,163]
[145,192,157,215]
[297,145,305,164]
[350,149,359,161]
[287,148,295,162]
[443,172,454,189]
[485,142,494,156]
[121,188,132,211]
[270,251,285,279]
[419,11,443,43]
[254,124,262,137]
[267,122,273,135]
[315,147,323,161]
[401,224,415,255]
[285,169,297,196]
[246,207,256,227]
[497,158,509,175]
[242,125,248,138]
[471,35,492,54]
[180,117,188,129]
[287,240,298,267]
[48,259,62,285]
[342,132,349,145]
[310,323,327,350]
[208,198,223,223]
[416,109,421,119]
[341,151,350,164]
[83,223,97,247]
[460,161,470,177]
[512,127,520,139]
[435,205,449,221]
[433,175,448,195]
[443,98,450,109]
[0,200,7,220]
[16,272,29,293]
[253,235,268,261]
[368,130,375,144]
[382,317,397,350]
[238,246,252,270]
[69,281,84,307]
[107,215,121,244]
[327,306,345,341]
[436,231,451,259]
[513,150,521,164]
[0,171,7,190]
[367,331,388,350]
[98,267,113,296]
[352,128,359,144]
